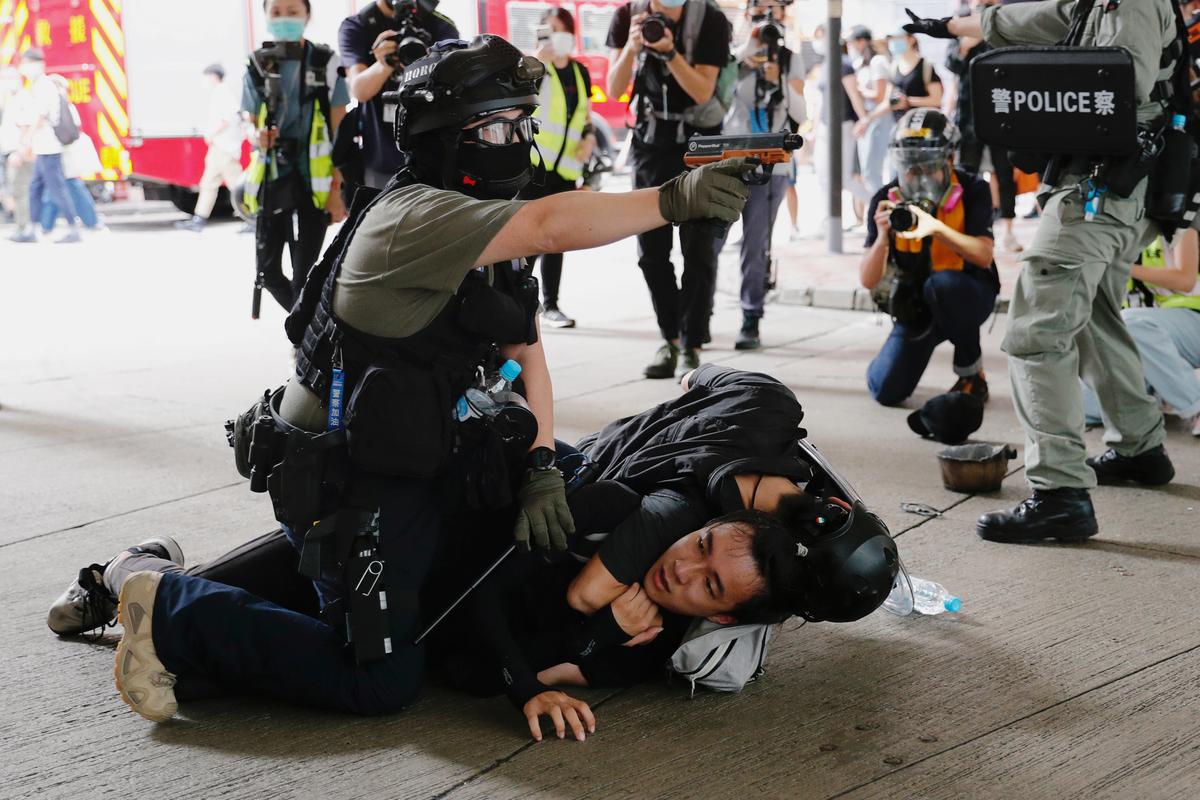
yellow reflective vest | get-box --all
[531,61,590,182]
[1133,236,1200,311]
[242,50,334,215]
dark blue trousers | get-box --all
[152,476,442,715]
[29,154,79,226]
[867,269,997,406]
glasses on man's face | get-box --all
[463,115,539,147]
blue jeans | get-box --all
[40,178,98,230]
[151,476,442,714]
[868,269,998,405]
[28,153,79,226]
[1082,306,1200,423]
[739,174,789,317]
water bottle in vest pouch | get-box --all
[970,46,1137,156]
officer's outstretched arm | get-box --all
[475,158,753,267]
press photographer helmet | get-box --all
[392,35,545,199]
[889,108,960,205]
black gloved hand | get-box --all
[902,8,954,39]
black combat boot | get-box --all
[675,347,701,379]
[976,488,1099,544]
[1086,444,1175,486]
[644,342,679,379]
[735,314,761,350]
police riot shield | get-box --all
[970,47,1137,155]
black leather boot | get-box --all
[735,314,761,350]
[1086,444,1175,486]
[643,342,679,379]
[976,488,1099,544]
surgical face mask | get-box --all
[455,140,534,200]
[658,0,687,9]
[812,38,827,57]
[550,31,575,57]
[266,16,307,42]
[19,62,44,80]
[888,39,909,57]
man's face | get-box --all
[642,521,765,622]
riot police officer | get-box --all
[69,35,751,722]
[903,1,1180,543]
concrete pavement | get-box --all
[0,199,1197,800]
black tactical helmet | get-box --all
[794,500,899,623]
[395,35,544,144]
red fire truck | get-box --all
[0,0,634,210]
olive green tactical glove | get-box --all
[514,468,575,552]
[657,157,753,225]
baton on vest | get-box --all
[682,131,804,239]
[412,457,601,646]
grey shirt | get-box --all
[279,185,526,431]
[724,46,806,176]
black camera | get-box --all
[385,0,440,67]
[888,200,932,233]
[755,21,785,54]
[641,13,670,44]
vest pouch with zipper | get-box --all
[343,361,453,477]
[457,270,540,344]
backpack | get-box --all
[52,87,80,146]
[669,618,774,695]
[632,0,737,131]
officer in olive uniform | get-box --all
[904,0,1179,543]
[51,35,752,723]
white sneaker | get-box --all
[114,571,177,722]
[47,536,184,637]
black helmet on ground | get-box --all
[388,35,545,199]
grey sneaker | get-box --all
[47,537,184,637]
[174,216,205,233]
[676,348,701,378]
[55,227,83,244]
[644,342,679,379]
[541,307,576,328]
[114,571,177,722]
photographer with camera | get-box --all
[242,0,349,314]
[859,110,999,408]
[606,0,733,379]
[903,0,1182,543]
[340,0,459,189]
[724,0,804,350]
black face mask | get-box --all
[454,141,533,200]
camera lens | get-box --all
[396,37,429,65]
[641,17,666,44]
[889,205,917,233]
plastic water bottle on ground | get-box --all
[909,576,961,615]
[882,574,961,616]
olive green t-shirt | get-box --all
[279,184,526,431]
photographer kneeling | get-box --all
[859,109,999,406]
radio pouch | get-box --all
[343,360,453,477]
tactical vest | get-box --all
[531,61,590,182]
[243,42,336,214]
[1130,236,1200,311]
[292,172,540,477]
[888,171,967,274]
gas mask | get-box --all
[895,152,951,206]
